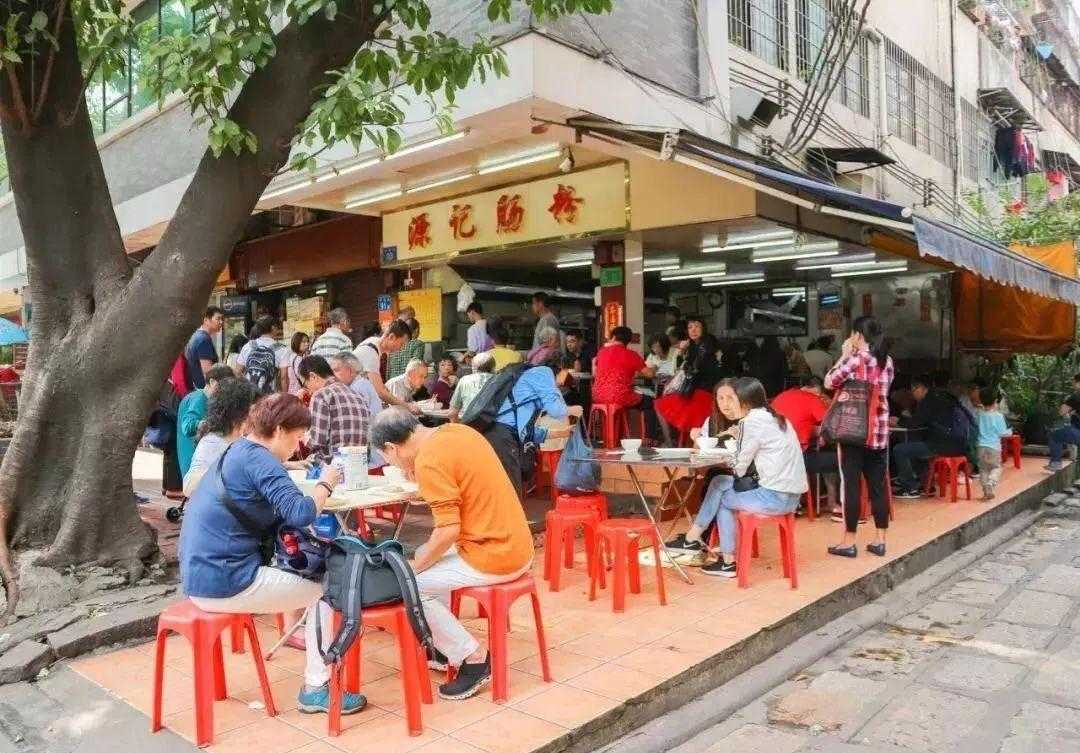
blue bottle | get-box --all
[312,512,340,541]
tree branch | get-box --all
[32,0,68,123]
[3,61,31,134]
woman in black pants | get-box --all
[823,316,895,558]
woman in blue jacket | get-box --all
[178,393,364,715]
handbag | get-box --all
[554,422,601,493]
[820,378,880,447]
[663,369,687,396]
[729,421,760,491]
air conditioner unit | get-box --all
[730,86,782,128]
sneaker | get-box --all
[664,534,704,553]
[894,488,922,499]
[439,656,491,700]
[1046,462,1064,473]
[700,559,737,578]
[427,647,449,672]
[297,683,367,715]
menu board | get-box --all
[396,288,443,343]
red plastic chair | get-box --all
[708,524,759,557]
[450,574,552,703]
[328,603,433,737]
[858,474,896,522]
[926,456,972,502]
[151,601,278,747]
[587,403,645,449]
[555,492,609,521]
[535,449,563,502]
[229,613,286,654]
[589,519,668,612]
[735,511,798,590]
[1001,434,1023,470]
[543,508,603,592]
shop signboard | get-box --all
[599,266,623,287]
[603,301,624,339]
[396,288,442,342]
[381,163,628,266]
[221,295,250,318]
[377,294,394,326]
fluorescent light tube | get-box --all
[832,264,909,278]
[405,171,474,194]
[644,264,681,273]
[315,157,381,182]
[390,130,468,159]
[344,188,403,209]
[752,249,839,263]
[556,260,594,269]
[262,179,314,200]
[702,276,766,287]
[661,270,729,281]
[478,149,562,175]
[702,238,794,253]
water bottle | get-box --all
[312,512,340,541]
[305,460,322,480]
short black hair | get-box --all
[931,370,951,389]
[206,365,236,384]
[204,306,224,320]
[912,374,932,390]
[979,386,1001,407]
[532,291,551,306]
[298,355,333,380]
[610,326,633,345]
[438,355,457,370]
[291,331,310,354]
[466,302,483,315]
[362,321,382,339]
[970,377,987,389]
[800,374,825,390]
[487,317,510,345]
[228,334,248,355]
[203,379,260,437]
[385,319,411,339]
[251,315,281,338]
[649,333,670,351]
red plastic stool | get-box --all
[328,603,433,737]
[735,512,797,589]
[1001,434,1023,470]
[151,600,278,747]
[926,456,972,502]
[588,403,645,449]
[230,612,286,654]
[543,508,602,592]
[450,574,552,703]
[536,449,563,501]
[708,524,759,557]
[555,492,609,521]
[858,474,896,523]
[589,519,668,612]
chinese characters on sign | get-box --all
[548,184,584,224]
[496,194,525,233]
[603,301,624,339]
[449,203,477,241]
[407,213,431,250]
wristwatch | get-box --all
[316,481,334,495]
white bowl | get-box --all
[382,466,407,484]
[620,438,643,452]
[696,436,719,450]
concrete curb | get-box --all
[544,465,1075,753]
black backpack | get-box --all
[460,363,533,433]
[245,344,278,394]
[316,535,432,665]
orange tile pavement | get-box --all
[71,457,1067,753]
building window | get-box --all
[884,36,955,167]
[729,0,789,72]
[793,0,875,119]
[960,98,993,185]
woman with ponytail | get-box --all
[823,316,895,558]
[666,377,808,577]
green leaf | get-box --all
[30,11,49,31]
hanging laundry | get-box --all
[1047,169,1070,201]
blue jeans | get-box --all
[893,441,933,490]
[694,475,800,554]
[1049,425,1080,463]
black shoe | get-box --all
[894,488,921,499]
[438,656,492,700]
[867,542,886,557]
[427,647,449,672]
[700,559,737,578]
[827,544,857,558]
[664,534,704,553]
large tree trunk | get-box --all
[0,1,381,618]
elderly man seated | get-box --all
[385,358,431,404]
[370,408,533,700]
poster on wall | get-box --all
[396,288,443,342]
[727,287,808,336]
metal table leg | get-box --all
[264,606,309,661]
[626,465,694,584]
[391,500,413,540]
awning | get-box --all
[567,117,1080,305]
[978,88,1042,131]
[913,215,1080,304]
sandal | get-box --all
[827,544,857,558]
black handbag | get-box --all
[730,421,759,492]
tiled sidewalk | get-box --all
[74,459,1065,753]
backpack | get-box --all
[460,363,533,434]
[245,344,278,394]
[946,400,976,445]
[317,535,432,665]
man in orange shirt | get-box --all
[370,409,534,700]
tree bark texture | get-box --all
[0,1,383,614]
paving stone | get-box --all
[939,578,1012,607]
[0,607,89,655]
[46,596,179,659]
[1000,540,1062,565]
[973,622,1057,653]
[967,561,1030,585]
[1031,636,1080,705]
[894,600,988,638]
[929,654,1027,693]
[766,671,884,732]
[0,641,53,684]
[863,686,989,752]
[74,584,177,611]
[998,590,1074,627]
[704,723,806,753]
[999,701,1080,753]
[1031,520,1080,542]
[1029,565,1080,598]
[840,628,942,680]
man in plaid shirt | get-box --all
[297,355,370,464]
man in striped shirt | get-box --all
[309,308,354,358]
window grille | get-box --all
[960,98,993,184]
[729,0,790,72]
[884,36,956,167]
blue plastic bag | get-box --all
[553,423,601,493]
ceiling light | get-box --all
[478,149,562,175]
[660,266,728,281]
[262,179,314,200]
[405,171,474,194]
[556,259,594,269]
[259,279,303,291]
[772,287,805,296]
[702,276,766,287]
[315,157,381,182]
[644,264,681,273]
[344,187,403,209]
[832,264,909,278]
[390,130,468,159]
[752,249,839,263]
[795,253,880,270]
[702,238,795,253]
